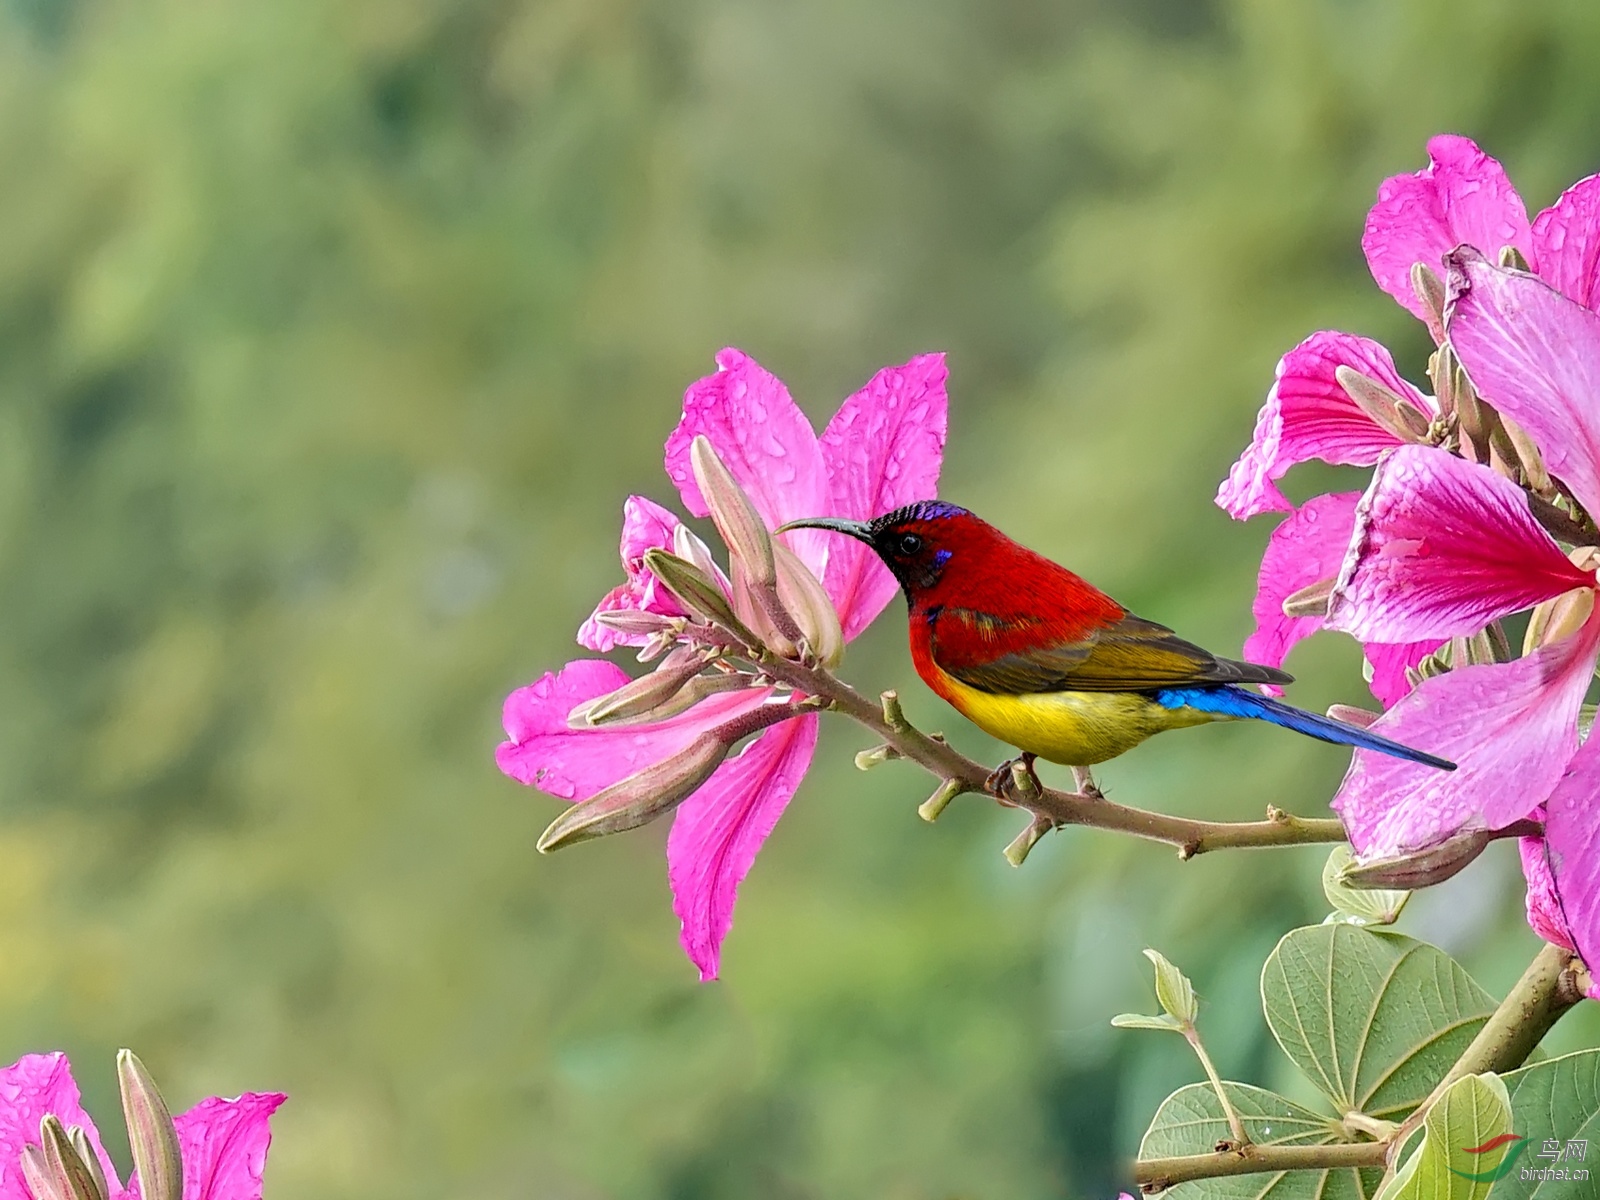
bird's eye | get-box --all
[897,533,923,555]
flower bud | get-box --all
[1412,262,1446,339]
[67,1129,107,1200]
[1428,342,1458,420]
[689,436,776,588]
[20,1144,62,1200]
[591,610,685,638]
[1342,827,1492,890]
[537,732,734,852]
[40,1115,103,1200]
[643,549,758,646]
[1525,586,1596,652]
[728,558,802,659]
[773,543,845,666]
[1281,576,1335,619]
[1326,703,1378,729]
[118,1050,181,1200]
[1335,367,1429,443]
[1502,412,1554,496]
[1499,244,1531,272]
[569,646,710,726]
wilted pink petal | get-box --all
[664,349,831,574]
[1530,173,1600,310]
[577,496,687,651]
[0,1053,118,1200]
[668,713,819,980]
[1363,641,1440,710]
[1216,332,1431,519]
[171,1092,285,1200]
[1447,248,1600,518]
[1363,135,1532,328]
[496,659,771,798]
[1335,612,1600,859]
[1542,740,1600,998]
[820,354,949,637]
[1327,447,1588,643]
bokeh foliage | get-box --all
[3,0,1600,1196]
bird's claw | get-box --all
[986,753,1040,800]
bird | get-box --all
[778,501,1454,796]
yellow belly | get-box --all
[937,673,1223,766]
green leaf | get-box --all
[1145,947,1199,1025]
[1111,1012,1185,1032]
[1261,926,1496,1118]
[1138,1082,1380,1199]
[1495,1049,1600,1199]
[1380,1074,1511,1200]
[1322,845,1409,927]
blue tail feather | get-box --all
[1153,685,1455,771]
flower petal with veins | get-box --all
[496,659,772,799]
[1335,611,1600,860]
[1530,173,1600,311]
[1216,331,1432,519]
[668,714,819,980]
[1446,248,1600,519]
[0,1053,119,1200]
[1327,447,1589,643]
[578,496,687,651]
[1543,740,1600,998]
[1363,135,1533,328]
[820,354,949,638]
[174,1092,287,1200]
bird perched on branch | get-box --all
[780,501,1453,796]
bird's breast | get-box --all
[914,650,1218,766]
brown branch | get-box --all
[1135,1141,1386,1192]
[749,651,1348,857]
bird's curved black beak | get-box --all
[775,516,875,543]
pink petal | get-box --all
[496,659,772,798]
[819,353,949,638]
[1530,173,1600,310]
[1363,640,1441,710]
[1334,610,1600,859]
[1446,247,1600,517]
[577,496,686,652]
[1363,135,1532,329]
[1243,491,1362,677]
[667,713,819,980]
[1216,332,1430,519]
[664,349,831,574]
[170,1092,285,1200]
[0,1053,120,1200]
[1326,446,1587,643]
[1543,741,1600,998]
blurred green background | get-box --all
[4,0,1600,1196]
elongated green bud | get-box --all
[569,646,710,726]
[67,1129,107,1200]
[690,436,776,587]
[20,1143,63,1200]
[643,549,759,646]
[1412,262,1446,337]
[40,1116,103,1200]
[1342,828,1492,890]
[773,543,844,666]
[1335,367,1429,443]
[1281,576,1335,619]
[118,1050,181,1200]
[591,610,684,638]
[537,733,734,852]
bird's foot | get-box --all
[986,752,1040,800]
[1071,765,1104,800]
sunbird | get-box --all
[780,502,1454,792]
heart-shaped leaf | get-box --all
[1261,926,1495,1118]
[1495,1049,1600,1198]
[1138,1082,1382,1199]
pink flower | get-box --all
[498,349,948,979]
[1322,250,1600,975]
[0,1052,283,1200]
[577,496,687,652]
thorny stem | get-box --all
[1132,942,1584,1194]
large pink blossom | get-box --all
[1323,252,1600,982]
[1221,136,1600,717]
[0,1053,282,1200]
[498,349,948,979]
